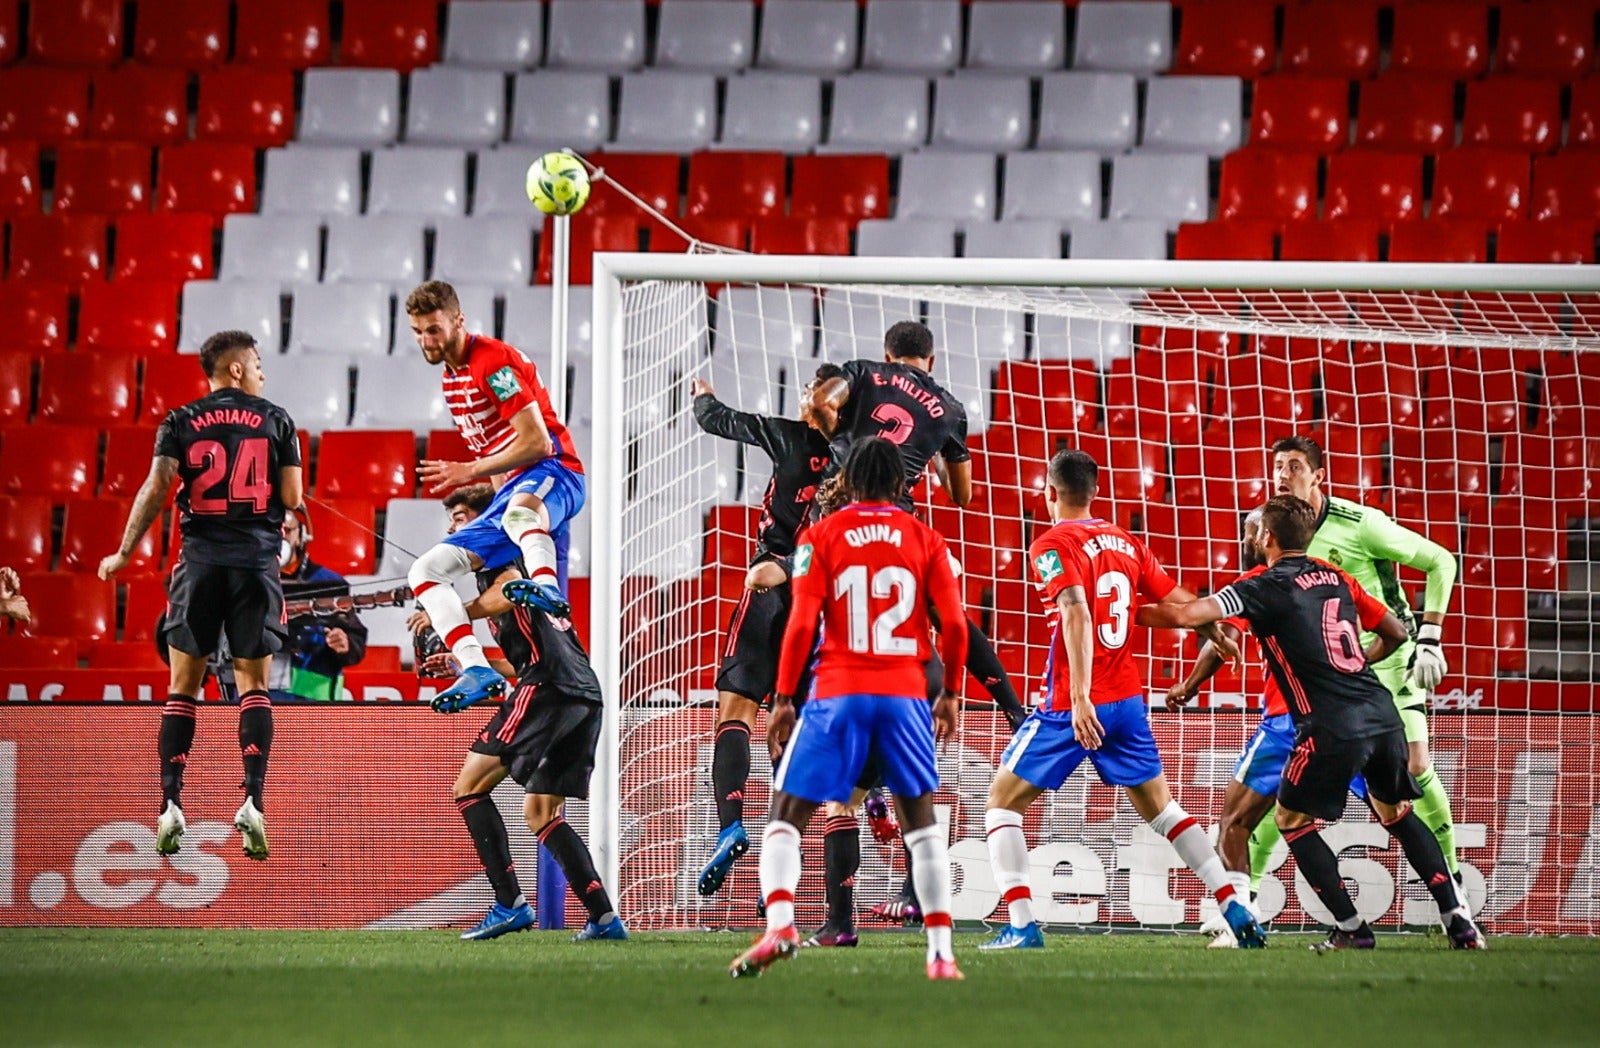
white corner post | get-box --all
[549,214,571,420]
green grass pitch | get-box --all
[4,929,1598,1048]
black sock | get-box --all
[965,621,1025,728]
[159,694,197,811]
[823,815,859,931]
[1385,809,1461,915]
[1284,824,1359,925]
[238,690,273,810]
[457,792,524,908]
[712,720,751,829]
[538,816,615,924]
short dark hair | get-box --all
[444,483,495,516]
[812,362,844,384]
[198,330,258,379]
[405,280,461,317]
[1271,434,1324,472]
[884,320,933,360]
[1260,495,1317,551]
[840,436,906,504]
[1048,448,1098,505]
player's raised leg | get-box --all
[409,542,507,708]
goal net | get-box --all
[587,256,1600,936]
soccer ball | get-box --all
[526,152,591,216]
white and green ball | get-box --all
[526,152,592,216]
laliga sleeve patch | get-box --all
[793,545,814,577]
[487,365,523,402]
[1033,549,1064,584]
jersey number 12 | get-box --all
[835,565,918,655]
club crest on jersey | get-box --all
[1034,550,1064,583]
[1327,549,1344,566]
[794,545,814,577]
[488,366,522,402]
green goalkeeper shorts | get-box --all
[1375,641,1429,746]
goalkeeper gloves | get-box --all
[1406,623,1447,692]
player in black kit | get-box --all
[410,484,626,943]
[1139,496,1485,951]
[98,330,303,861]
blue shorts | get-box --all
[773,694,939,805]
[442,459,585,574]
[1000,694,1163,790]
[1233,712,1295,796]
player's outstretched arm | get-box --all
[1137,594,1226,631]
[1167,622,1244,710]
[1360,511,1457,688]
[689,379,770,447]
[1156,584,1240,664]
[98,455,177,580]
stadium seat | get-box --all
[12,282,70,352]
[235,0,332,68]
[0,69,90,143]
[323,216,426,284]
[444,1,542,70]
[708,285,815,407]
[559,151,677,218]
[1279,220,1381,262]
[1391,1,1489,77]
[50,142,150,215]
[315,430,416,501]
[1141,76,1243,155]
[612,71,719,152]
[1281,1,1380,78]
[61,497,159,575]
[1431,150,1530,222]
[963,220,1063,260]
[1531,152,1600,223]
[1066,220,1166,262]
[1355,76,1455,153]
[28,0,120,66]
[535,214,641,284]
[374,498,444,579]
[350,356,451,430]
[0,351,29,424]
[0,425,97,497]
[432,216,534,289]
[1463,79,1562,154]
[299,69,400,146]
[656,0,754,71]
[260,146,362,218]
[895,152,996,227]
[308,500,377,576]
[78,282,179,354]
[757,0,858,73]
[268,354,352,429]
[340,0,438,72]
[1109,152,1209,229]
[289,282,391,356]
[87,642,166,670]
[220,213,323,289]
[36,354,134,427]
[687,152,785,220]
[546,0,645,70]
[178,279,283,353]
[965,0,1065,71]
[855,219,956,258]
[1036,72,1137,152]
[510,72,610,151]
[819,288,921,359]
[0,0,13,64]
[7,214,106,286]
[1496,1,1594,79]
[995,359,1097,432]
[139,356,209,424]
[749,216,851,255]
[1444,350,1525,435]
[790,154,889,220]
[1000,151,1100,222]
[1496,219,1596,263]
[1250,77,1350,153]
[1324,152,1424,222]
[368,147,467,219]
[1388,220,1488,263]
[1217,150,1319,223]
[88,68,187,146]
[101,425,158,496]
[196,68,296,146]
[122,576,168,641]
[1174,220,1275,261]
[17,572,113,641]
[1073,1,1171,74]
[0,495,50,573]
[826,74,930,152]
[929,76,1030,152]
[1035,311,1136,366]
[156,144,257,219]
[135,0,230,68]
[114,213,215,283]
[1171,1,1276,78]
[1570,76,1600,149]
[0,141,38,216]
[718,72,822,151]
[503,285,593,361]
[406,67,506,148]
[0,635,78,670]
[703,504,761,571]
[651,214,745,256]
[862,0,959,73]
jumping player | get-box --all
[730,438,969,981]
[98,330,303,861]
[1139,496,1484,951]
[402,280,586,714]
[980,450,1266,951]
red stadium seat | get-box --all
[585,154,682,218]
[123,576,169,641]
[1463,79,1562,154]
[1388,220,1488,263]
[1496,1,1595,79]
[1249,77,1350,153]
[425,428,471,466]
[687,152,786,220]
[88,642,166,670]
[1105,437,1166,505]
[1174,220,1275,261]
[156,144,258,218]
[704,503,760,570]
[1324,152,1424,223]
[18,572,114,642]
[235,0,332,69]
[994,360,1098,432]
[1449,349,1526,435]
[536,215,641,284]
[1279,220,1381,262]
[1281,1,1380,78]
[1106,357,1205,445]
[1569,77,1600,149]
[0,351,30,424]
[62,497,160,575]
[114,213,215,283]
[0,425,97,497]
[1322,342,1422,429]
[51,142,151,216]
[7,213,107,286]
[340,0,439,72]
[648,215,747,254]
[0,140,38,215]
[1496,219,1596,263]
[28,0,121,66]
[749,216,852,255]
[1391,1,1489,77]
[972,424,1049,499]
[1216,150,1319,223]
[0,0,15,65]
[315,430,417,501]
[11,282,70,352]
[135,0,231,68]
[1355,76,1454,153]
[1213,355,1315,440]
[79,282,179,354]
[0,69,90,144]
[37,353,136,426]
[791,155,891,220]
[1430,150,1530,223]
[196,68,297,147]
[0,495,51,573]
[309,499,377,575]
[986,576,1047,690]
[1530,152,1600,224]
[89,68,187,146]
[1171,0,1276,77]
[0,635,78,670]
[1538,353,1600,436]
[101,426,160,497]
[139,356,209,424]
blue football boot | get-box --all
[698,820,749,896]
[1223,899,1268,949]
[502,578,571,618]
[461,901,534,941]
[573,916,629,941]
[978,922,1046,951]
[431,665,508,714]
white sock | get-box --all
[1337,914,1365,932]
[408,544,488,670]
[904,824,954,963]
[1149,802,1235,905]
[759,820,801,931]
[503,505,558,588]
[1228,871,1252,912]
[985,808,1034,928]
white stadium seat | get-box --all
[509,72,611,151]
[855,218,958,258]
[820,288,921,359]
[1033,316,1134,365]
[895,152,997,227]
[443,2,543,71]
[1001,151,1103,221]
[1141,76,1244,156]
[1109,152,1210,230]
[219,214,322,289]
[376,498,449,581]
[270,353,353,428]
[289,282,393,356]
[367,147,468,219]
[432,216,536,289]
[351,356,452,430]
[719,73,822,151]
[405,67,508,148]
[323,215,427,285]
[502,286,592,373]
[299,69,400,146]
[179,279,283,353]
[862,0,961,73]
[931,76,1032,151]
[1037,72,1138,153]
[472,148,547,216]
[1073,1,1173,74]
[260,147,362,218]
[757,0,859,73]
[966,1,1067,71]
[611,71,717,152]
[825,74,929,152]
[962,220,1064,259]
[546,0,646,71]
[1067,218,1168,260]
[655,0,755,71]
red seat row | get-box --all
[0,282,180,352]
[0,141,251,219]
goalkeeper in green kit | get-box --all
[1245,435,1465,906]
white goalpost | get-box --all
[589,255,1600,935]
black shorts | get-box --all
[715,582,791,706]
[1278,726,1420,822]
[470,685,602,797]
[164,557,287,660]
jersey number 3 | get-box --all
[187,437,271,514]
[1096,571,1131,649]
[835,565,918,655]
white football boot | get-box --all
[234,798,269,860]
[156,802,186,855]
